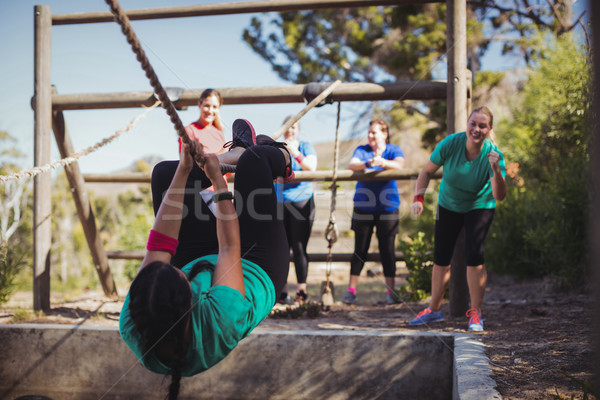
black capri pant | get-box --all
[282,197,315,285]
[350,208,399,278]
[433,205,495,267]
[151,145,290,299]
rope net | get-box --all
[0,102,160,183]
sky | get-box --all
[0,0,590,174]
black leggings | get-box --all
[151,145,290,298]
[282,197,315,284]
[433,205,495,266]
[350,208,399,278]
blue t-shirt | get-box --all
[351,144,404,214]
[119,254,275,376]
[275,141,317,203]
[431,132,506,213]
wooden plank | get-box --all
[271,80,342,140]
[446,0,470,318]
[50,81,448,111]
[82,169,443,183]
[52,0,442,25]
[33,5,52,312]
[51,103,118,298]
[591,0,600,388]
[107,250,405,262]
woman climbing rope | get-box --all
[119,120,295,399]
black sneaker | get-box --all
[223,119,256,150]
[295,290,308,304]
[254,134,295,183]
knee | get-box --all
[151,160,178,185]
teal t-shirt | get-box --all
[119,254,275,376]
[431,132,506,213]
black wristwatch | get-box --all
[212,191,234,203]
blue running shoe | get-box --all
[466,308,484,331]
[224,119,256,150]
[408,308,444,325]
[342,290,357,305]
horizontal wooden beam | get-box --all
[50,82,447,111]
[107,250,404,262]
[52,0,442,25]
[83,169,442,183]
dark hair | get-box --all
[369,119,390,144]
[129,261,207,400]
[470,106,494,128]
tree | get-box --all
[0,131,30,246]
[469,0,586,67]
[486,34,590,287]
[0,131,30,305]
[242,2,584,144]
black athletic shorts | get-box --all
[433,205,495,266]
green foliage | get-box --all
[244,5,455,83]
[474,71,505,91]
[549,373,597,399]
[486,35,590,287]
[397,231,434,301]
[397,190,437,301]
[0,244,27,305]
[471,1,579,66]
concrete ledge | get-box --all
[453,335,502,400]
[0,324,498,400]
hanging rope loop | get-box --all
[325,217,338,249]
[322,101,342,293]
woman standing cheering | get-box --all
[342,119,405,305]
[179,88,226,154]
[408,106,506,331]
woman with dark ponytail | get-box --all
[119,120,294,399]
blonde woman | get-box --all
[276,117,317,304]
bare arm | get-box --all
[488,151,507,201]
[348,156,369,171]
[410,160,441,216]
[298,154,317,171]
[203,154,244,296]
[140,142,200,270]
[287,140,317,171]
[371,155,405,170]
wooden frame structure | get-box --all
[33,0,468,312]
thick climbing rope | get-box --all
[0,102,160,183]
[322,102,342,302]
[104,0,235,173]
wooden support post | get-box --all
[33,5,52,312]
[590,0,600,392]
[51,92,118,298]
[446,0,469,318]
